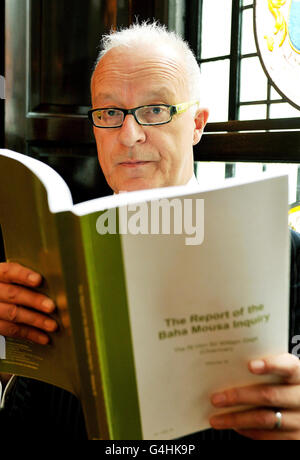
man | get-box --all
[0,22,300,440]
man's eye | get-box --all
[151,107,162,115]
[106,110,118,117]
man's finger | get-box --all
[0,262,42,286]
[249,353,300,384]
[211,383,300,409]
[0,282,55,313]
[234,428,298,441]
[210,408,300,432]
[0,320,50,345]
[0,302,57,332]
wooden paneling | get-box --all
[194,131,300,163]
[5,0,169,201]
[27,142,112,203]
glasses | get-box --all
[88,100,199,128]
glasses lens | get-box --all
[92,109,124,127]
[136,105,171,125]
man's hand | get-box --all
[0,262,58,345]
[209,353,300,440]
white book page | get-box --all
[72,183,201,215]
[121,175,290,440]
[0,149,287,217]
[72,170,287,215]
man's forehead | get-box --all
[92,47,188,105]
[93,87,177,106]
[98,42,184,68]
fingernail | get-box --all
[28,273,41,284]
[211,393,227,406]
[42,298,55,311]
[250,360,265,372]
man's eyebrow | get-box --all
[93,88,176,106]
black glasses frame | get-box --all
[87,104,178,128]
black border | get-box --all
[0,0,4,148]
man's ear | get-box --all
[193,108,209,146]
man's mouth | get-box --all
[119,161,152,167]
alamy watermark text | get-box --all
[96,198,204,246]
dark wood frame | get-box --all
[5,0,169,154]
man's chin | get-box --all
[114,177,165,193]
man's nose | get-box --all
[118,114,146,147]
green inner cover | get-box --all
[80,211,142,439]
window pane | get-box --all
[195,162,226,189]
[195,162,299,204]
[240,56,268,102]
[269,103,300,119]
[270,85,282,100]
[201,0,232,59]
[243,0,253,5]
[264,164,299,204]
[235,163,264,180]
[200,60,230,122]
[239,104,266,120]
[241,8,256,55]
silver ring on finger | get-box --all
[273,411,282,430]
